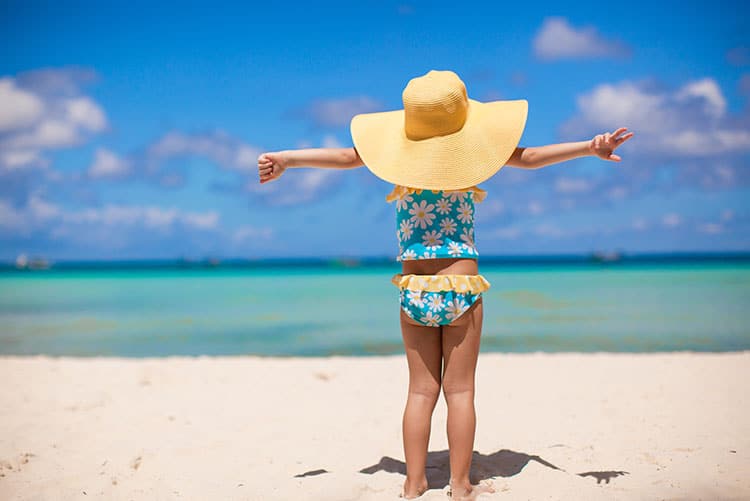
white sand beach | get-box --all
[1,352,748,500]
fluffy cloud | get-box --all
[87,148,132,179]
[662,213,682,227]
[0,192,220,237]
[557,76,750,195]
[242,133,348,206]
[285,96,383,128]
[555,176,593,194]
[0,67,108,171]
[145,130,261,175]
[561,77,750,157]
[533,17,631,61]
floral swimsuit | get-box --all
[386,184,491,327]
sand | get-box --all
[0,352,748,500]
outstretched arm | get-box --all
[257,147,364,184]
[506,127,634,169]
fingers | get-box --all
[258,152,276,184]
[612,127,634,144]
[616,131,634,145]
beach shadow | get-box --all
[577,470,629,484]
[294,468,330,478]
[357,448,565,489]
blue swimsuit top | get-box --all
[386,184,487,262]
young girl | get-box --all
[257,70,633,500]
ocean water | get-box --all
[1,260,749,357]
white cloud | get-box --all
[662,213,682,227]
[88,148,131,178]
[533,17,630,60]
[232,224,273,241]
[475,199,505,222]
[697,222,722,234]
[0,149,48,170]
[0,78,45,131]
[182,211,219,230]
[607,186,628,200]
[321,134,343,148]
[560,77,750,157]
[554,176,592,193]
[632,217,648,231]
[146,130,261,174]
[244,135,348,206]
[527,201,544,215]
[291,96,382,127]
[0,68,108,170]
[5,119,81,149]
[63,97,107,132]
[0,194,220,234]
[485,225,521,240]
[533,223,566,237]
[0,198,28,230]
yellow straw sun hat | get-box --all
[350,69,528,191]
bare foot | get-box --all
[400,478,429,499]
[448,479,496,500]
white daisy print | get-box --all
[400,219,414,239]
[445,296,469,321]
[459,226,474,247]
[422,250,437,259]
[435,198,452,215]
[395,192,414,212]
[456,201,473,224]
[448,241,464,256]
[420,310,441,327]
[444,190,468,203]
[427,294,445,312]
[422,230,443,247]
[439,217,457,236]
[407,290,424,307]
[401,249,418,260]
[408,200,436,229]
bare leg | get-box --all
[399,308,442,499]
[441,297,495,500]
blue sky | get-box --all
[1,1,749,261]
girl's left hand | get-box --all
[589,127,634,162]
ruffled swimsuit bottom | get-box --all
[391,273,491,327]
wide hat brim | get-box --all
[350,98,528,191]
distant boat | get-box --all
[590,250,623,262]
[15,253,51,270]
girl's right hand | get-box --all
[257,151,289,184]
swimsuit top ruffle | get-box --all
[385,184,487,204]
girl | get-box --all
[257,70,632,500]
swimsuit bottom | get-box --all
[391,273,491,327]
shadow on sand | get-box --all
[295,448,630,489]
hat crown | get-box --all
[403,70,469,141]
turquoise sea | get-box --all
[1,256,749,357]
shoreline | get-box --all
[1,351,748,500]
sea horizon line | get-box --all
[3,250,750,271]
